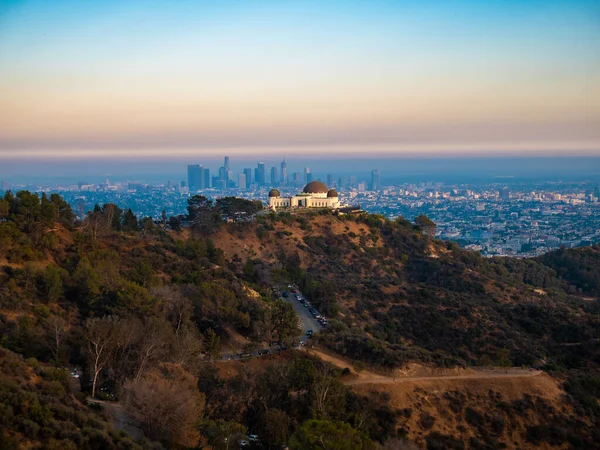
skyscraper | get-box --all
[257,162,266,186]
[280,159,288,185]
[304,167,311,184]
[187,164,203,191]
[327,173,334,187]
[244,168,253,186]
[500,187,510,200]
[271,167,278,186]
[371,169,380,191]
[203,168,210,188]
[224,156,230,173]
[293,172,302,187]
[238,173,247,190]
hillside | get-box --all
[1,191,600,449]
[220,211,600,371]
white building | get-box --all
[268,181,343,210]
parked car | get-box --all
[306,330,313,336]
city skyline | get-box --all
[1,0,599,164]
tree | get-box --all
[114,281,154,314]
[72,257,101,310]
[201,420,248,450]
[267,299,299,346]
[168,215,182,232]
[40,193,55,227]
[0,198,9,220]
[205,328,221,361]
[289,419,374,450]
[312,364,346,419]
[497,348,512,367]
[169,326,204,370]
[50,193,74,227]
[216,197,263,221]
[13,190,41,233]
[40,264,66,303]
[134,318,170,381]
[101,203,122,232]
[124,363,205,448]
[122,208,139,232]
[140,217,155,235]
[187,195,221,234]
[85,316,118,398]
[263,408,290,447]
[84,209,104,240]
[414,215,436,237]
[44,315,67,362]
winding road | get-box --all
[218,286,322,362]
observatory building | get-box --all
[268,181,342,211]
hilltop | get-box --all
[1,191,600,449]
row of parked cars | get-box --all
[283,285,329,329]
[294,292,329,327]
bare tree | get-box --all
[134,319,170,381]
[85,316,118,398]
[152,286,193,335]
[102,203,117,233]
[312,363,346,418]
[169,326,203,370]
[44,315,67,361]
[124,363,205,448]
[106,316,140,384]
[85,210,104,240]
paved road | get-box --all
[280,288,323,335]
[218,286,322,362]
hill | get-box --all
[1,191,600,449]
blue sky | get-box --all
[0,0,599,161]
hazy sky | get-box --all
[1,0,599,161]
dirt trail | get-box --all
[344,369,543,385]
[310,349,543,386]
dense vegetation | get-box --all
[1,190,600,449]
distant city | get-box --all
[1,155,599,258]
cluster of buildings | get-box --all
[2,162,599,257]
[185,157,381,193]
[352,183,600,257]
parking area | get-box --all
[219,285,326,362]
[280,285,325,337]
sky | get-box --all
[0,0,599,165]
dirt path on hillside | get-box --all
[309,349,543,386]
[344,369,543,386]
